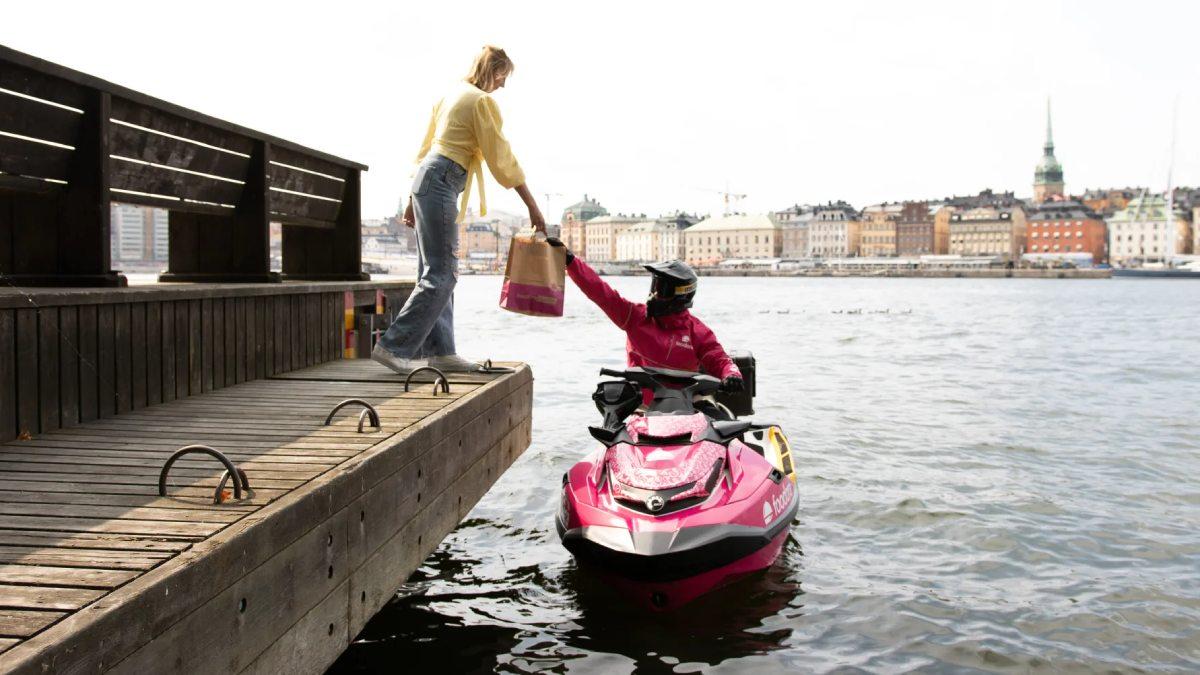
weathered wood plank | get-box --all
[174,298,188,400]
[0,585,104,612]
[188,299,201,395]
[212,296,225,390]
[0,514,218,538]
[0,609,67,639]
[76,305,99,423]
[56,306,80,429]
[0,452,335,476]
[36,309,60,433]
[15,309,38,436]
[0,472,303,492]
[145,302,162,407]
[0,530,191,553]
[129,303,146,410]
[108,121,249,181]
[0,490,257,512]
[96,305,116,418]
[255,296,267,380]
[0,549,165,572]
[0,565,136,589]
[0,89,82,145]
[0,310,14,441]
[0,502,242,525]
[113,303,131,414]
[200,298,214,393]
[161,301,175,403]
[110,159,243,206]
[224,297,236,388]
[236,297,247,384]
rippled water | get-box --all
[328,276,1200,673]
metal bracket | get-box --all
[159,445,250,504]
[404,366,450,395]
[324,399,381,432]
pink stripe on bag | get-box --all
[500,280,565,317]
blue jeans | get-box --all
[378,154,467,358]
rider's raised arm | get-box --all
[566,258,640,329]
[691,319,741,380]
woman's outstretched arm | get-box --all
[514,184,545,231]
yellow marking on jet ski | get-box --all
[764,426,797,483]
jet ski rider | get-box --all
[547,238,743,416]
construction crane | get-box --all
[696,185,747,215]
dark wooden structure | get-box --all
[0,44,368,286]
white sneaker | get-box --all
[426,354,485,373]
[371,344,427,374]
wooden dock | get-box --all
[0,358,532,673]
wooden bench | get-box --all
[0,44,367,286]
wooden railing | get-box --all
[0,44,368,286]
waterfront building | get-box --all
[584,215,640,263]
[859,203,903,257]
[1081,187,1138,217]
[896,201,946,256]
[561,195,608,260]
[806,201,860,258]
[1026,200,1107,264]
[948,205,1026,261]
[943,189,1020,210]
[655,212,698,261]
[1033,100,1065,204]
[683,214,781,265]
[1194,206,1200,256]
[1107,194,1192,264]
[774,205,815,258]
[463,222,500,260]
[615,221,659,262]
[109,203,169,264]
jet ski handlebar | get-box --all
[598,367,722,402]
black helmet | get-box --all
[644,260,697,317]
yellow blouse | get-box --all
[415,82,526,222]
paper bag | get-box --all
[499,234,567,317]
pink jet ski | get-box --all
[557,360,798,611]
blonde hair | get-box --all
[465,45,514,92]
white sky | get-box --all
[5,1,1198,220]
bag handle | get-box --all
[519,228,547,242]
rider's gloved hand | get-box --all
[721,375,744,393]
[546,237,574,265]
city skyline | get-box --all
[5,1,1197,219]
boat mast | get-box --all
[1163,97,1178,264]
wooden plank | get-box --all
[37,308,60,433]
[266,162,345,200]
[307,293,318,367]
[129,303,146,410]
[0,135,72,182]
[0,90,82,145]
[0,471,301,491]
[112,162,241,211]
[0,585,104,611]
[0,530,190,553]
[272,295,283,375]
[224,297,236,387]
[0,609,66,639]
[109,97,256,158]
[269,189,340,224]
[0,489,257,512]
[0,638,17,653]
[281,294,293,373]
[255,295,267,379]
[113,303,131,414]
[0,480,284,503]
[0,502,241,525]
[188,299,201,395]
[109,122,249,181]
[144,302,162,407]
[0,549,164,572]
[96,304,115,418]
[0,565,136,589]
[236,297,248,384]
[160,301,175,403]
[0,310,14,441]
[15,309,38,436]
[211,297,225,390]
[200,298,213,393]
[0,514,218,538]
[56,307,79,428]
[269,145,351,186]
[174,299,188,400]
[76,305,98,423]
[244,293,256,381]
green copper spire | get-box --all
[1035,97,1063,187]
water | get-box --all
[328,276,1200,673]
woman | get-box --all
[374,45,545,374]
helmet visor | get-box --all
[650,275,696,300]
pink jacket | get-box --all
[566,258,741,380]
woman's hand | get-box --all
[403,199,415,228]
[529,208,546,233]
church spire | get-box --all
[1044,98,1054,152]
